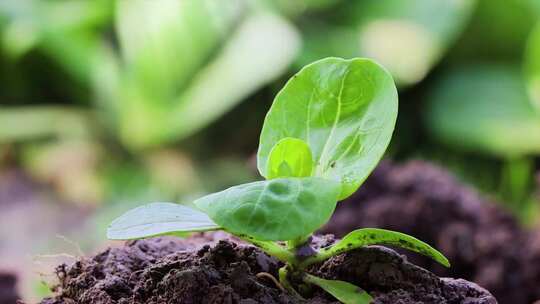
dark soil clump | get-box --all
[322,160,540,303]
[0,272,19,304]
[38,233,495,304]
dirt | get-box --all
[0,272,19,304]
[322,160,540,304]
[37,232,495,304]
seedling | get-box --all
[108,57,450,303]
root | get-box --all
[256,272,285,292]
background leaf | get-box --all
[525,22,540,108]
[425,65,540,157]
[267,137,313,179]
[194,177,341,241]
[116,0,242,97]
[107,202,219,240]
[303,274,373,304]
[116,8,301,149]
[298,0,475,86]
[257,57,398,200]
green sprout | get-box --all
[107,57,450,303]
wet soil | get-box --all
[37,233,495,304]
[322,160,540,304]
[0,272,19,304]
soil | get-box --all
[37,233,495,304]
[322,160,540,304]
[0,272,19,304]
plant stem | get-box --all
[279,266,304,300]
[236,234,295,264]
[298,250,331,268]
[287,234,311,250]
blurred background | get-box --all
[0,0,539,302]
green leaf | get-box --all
[257,57,398,200]
[107,202,220,240]
[426,65,540,157]
[303,274,373,304]
[115,5,300,149]
[116,0,241,95]
[305,228,449,268]
[525,22,540,108]
[267,137,313,179]
[194,177,341,241]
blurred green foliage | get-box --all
[297,0,475,86]
[0,0,539,223]
[426,65,540,157]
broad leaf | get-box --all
[194,177,341,241]
[107,202,219,240]
[257,57,398,200]
[116,0,241,95]
[115,6,300,149]
[267,137,313,179]
[303,274,373,304]
[426,65,540,157]
[313,228,449,267]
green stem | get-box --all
[298,250,333,269]
[236,234,295,264]
[279,266,304,300]
[287,234,311,250]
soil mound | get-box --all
[323,160,540,303]
[38,233,495,304]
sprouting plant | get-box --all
[107,57,450,303]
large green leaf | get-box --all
[267,137,313,179]
[194,177,341,241]
[257,57,398,200]
[107,202,220,240]
[303,274,372,304]
[116,0,242,97]
[307,228,449,268]
[116,7,300,149]
[426,65,540,157]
